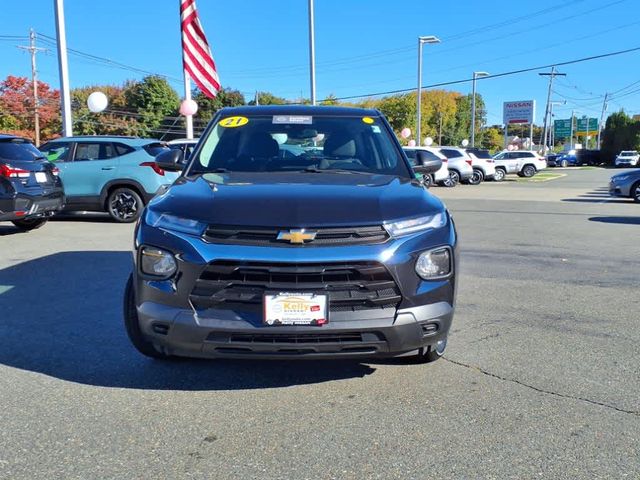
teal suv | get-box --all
[39,136,180,222]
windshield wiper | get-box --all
[207,168,229,173]
[302,166,371,175]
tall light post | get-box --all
[470,71,489,147]
[416,35,440,145]
[308,0,316,105]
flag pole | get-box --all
[184,71,193,139]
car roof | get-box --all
[0,133,29,141]
[217,105,381,117]
[43,135,162,147]
[168,138,199,144]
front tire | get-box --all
[11,217,48,231]
[632,181,640,203]
[413,338,447,364]
[420,174,433,188]
[493,168,506,182]
[560,159,568,167]
[123,274,171,359]
[443,170,460,187]
[107,187,143,223]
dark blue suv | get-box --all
[0,134,64,231]
[124,106,457,363]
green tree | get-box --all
[124,75,179,136]
[248,91,287,105]
[71,84,143,136]
[481,127,503,152]
[377,94,415,140]
[601,111,640,164]
[193,87,246,122]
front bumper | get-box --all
[136,300,453,359]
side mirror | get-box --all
[156,149,184,172]
[413,150,442,175]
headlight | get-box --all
[140,247,177,278]
[614,175,629,182]
[147,211,206,236]
[384,212,446,237]
[415,247,452,280]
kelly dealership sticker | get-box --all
[219,116,249,128]
[362,116,375,124]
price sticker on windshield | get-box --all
[272,115,313,124]
[219,116,249,128]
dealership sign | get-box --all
[503,100,535,124]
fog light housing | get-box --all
[140,247,177,278]
[415,247,451,280]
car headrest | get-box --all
[323,132,356,157]
[239,132,279,158]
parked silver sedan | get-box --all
[609,169,640,202]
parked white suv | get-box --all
[438,147,474,186]
[614,150,639,167]
[465,148,497,184]
[492,150,547,180]
[403,147,450,187]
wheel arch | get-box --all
[100,180,148,210]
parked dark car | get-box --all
[0,134,65,231]
[555,149,601,167]
[124,106,457,364]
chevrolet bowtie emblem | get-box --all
[277,229,318,244]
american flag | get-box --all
[180,0,220,98]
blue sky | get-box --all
[2,0,640,126]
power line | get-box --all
[330,45,640,102]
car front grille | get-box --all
[202,225,389,247]
[189,261,402,313]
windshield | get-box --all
[0,139,43,161]
[191,114,411,177]
[620,151,637,156]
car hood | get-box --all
[612,170,640,180]
[148,171,445,227]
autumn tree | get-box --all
[124,75,179,136]
[0,75,61,142]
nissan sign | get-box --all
[503,100,535,125]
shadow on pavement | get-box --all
[0,251,376,390]
[0,225,25,236]
[589,216,640,225]
[50,212,115,223]
[562,198,631,204]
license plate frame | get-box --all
[35,172,48,183]
[263,292,328,326]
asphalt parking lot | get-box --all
[0,167,638,479]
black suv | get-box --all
[0,135,65,231]
[124,106,457,363]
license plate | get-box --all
[35,172,48,183]
[264,292,328,326]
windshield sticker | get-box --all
[371,125,381,133]
[272,115,313,125]
[362,116,375,124]
[219,116,249,128]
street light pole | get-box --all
[471,71,489,148]
[54,0,73,137]
[416,36,440,145]
[308,0,316,105]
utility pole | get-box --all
[539,67,566,153]
[597,93,609,150]
[438,111,443,145]
[18,29,46,146]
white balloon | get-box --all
[424,137,433,146]
[87,91,108,113]
[461,139,469,147]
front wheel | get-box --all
[123,274,172,359]
[413,338,447,364]
[11,217,48,231]
[632,181,640,203]
[107,187,143,223]
[560,159,568,167]
[493,168,506,182]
